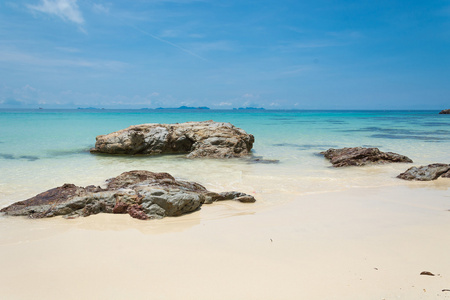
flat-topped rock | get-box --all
[90,120,254,158]
[439,109,450,114]
[397,163,450,181]
[320,147,413,167]
[0,170,256,220]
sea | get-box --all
[0,109,449,211]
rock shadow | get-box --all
[0,153,39,161]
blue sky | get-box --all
[0,0,449,109]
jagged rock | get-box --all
[439,109,450,114]
[90,121,254,158]
[320,147,413,167]
[397,163,450,181]
[0,170,256,220]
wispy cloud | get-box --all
[327,30,364,39]
[159,29,180,38]
[132,26,208,61]
[55,46,81,53]
[273,39,349,54]
[92,3,110,14]
[28,0,84,25]
[143,0,209,3]
[242,93,257,99]
[188,40,235,54]
[0,84,48,107]
[0,48,127,70]
[438,5,450,16]
[158,28,205,39]
[280,65,313,76]
[284,41,340,50]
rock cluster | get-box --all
[0,170,256,220]
[320,147,413,167]
[90,121,254,158]
[439,109,450,114]
[397,164,450,181]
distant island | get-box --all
[178,106,210,110]
[233,107,265,110]
[141,106,210,110]
[75,106,268,111]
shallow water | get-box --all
[0,109,449,209]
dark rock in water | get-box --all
[248,156,280,164]
[320,147,413,167]
[0,170,256,220]
[90,120,254,159]
[397,163,450,181]
[439,109,450,114]
[420,271,435,276]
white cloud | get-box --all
[0,48,127,70]
[188,33,205,39]
[160,29,180,38]
[5,2,20,9]
[188,40,235,54]
[218,102,232,106]
[327,30,364,39]
[55,46,81,53]
[28,0,84,25]
[280,65,311,76]
[132,26,207,61]
[287,41,338,49]
[92,3,110,14]
[0,84,48,107]
[242,93,257,99]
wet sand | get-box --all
[0,184,449,300]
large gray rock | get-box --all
[320,147,413,167]
[397,164,450,181]
[0,170,256,220]
[90,121,254,158]
[439,109,450,114]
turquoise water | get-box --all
[1,109,449,208]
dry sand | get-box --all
[0,184,449,300]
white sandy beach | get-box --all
[0,183,449,300]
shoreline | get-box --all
[0,185,449,299]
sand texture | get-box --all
[1,185,449,300]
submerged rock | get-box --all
[320,147,413,167]
[397,163,450,181]
[420,271,435,276]
[247,156,280,164]
[439,109,450,114]
[90,120,254,158]
[0,170,256,220]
